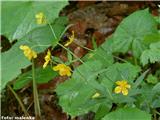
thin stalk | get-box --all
[7,84,29,116]
[48,20,85,65]
[57,42,85,65]
[113,55,128,63]
[75,42,128,63]
[59,24,74,39]
[32,59,41,119]
[154,109,160,116]
[74,42,95,52]
[134,57,138,65]
[48,21,113,99]
[48,23,58,40]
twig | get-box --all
[7,84,29,116]
[32,59,41,119]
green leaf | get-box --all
[146,74,158,84]
[140,41,160,66]
[151,96,160,108]
[152,82,160,94]
[154,16,160,24]
[84,37,114,68]
[67,50,73,63]
[1,17,67,90]
[13,67,58,90]
[56,61,111,117]
[92,37,97,50]
[1,41,30,90]
[112,9,157,58]
[143,33,160,46]
[1,1,68,41]
[100,63,141,91]
[102,107,151,120]
[99,63,141,103]
[134,69,150,88]
[94,102,112,120]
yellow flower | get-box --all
[35,12,46,24]
[92,92,100,99]
[114,80,131,96]
[53,64,71,76]
[43,50,51,68]
[64,31,75,46]
[20,45,37,60]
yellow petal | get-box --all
[20,45,29,50]
[35,12,46,25]
[32,51,37,58]
[35,12,43,18]
[126,84,131,89]
[64,31,74,46]
[66,71,71,76]
[20,45,37,60]
[53,64,72,76]
[115,81,122,85]
[43,61,49,68]
[53,66,59,71]
[59,71,65,76]
[114,86,122,94]
[122,88,128,95]
[92,92,100,99]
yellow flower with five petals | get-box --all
[64,31,75,46]
[35,12,46,25]
[53,64,71,76]
[20,45,37,60]
[114,80,131,96]
[43,50,51,68]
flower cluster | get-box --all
[114,80,131,96]
[53,64,71,77]
[20,45,37,60]
[43,50,51,68]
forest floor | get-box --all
[1,1,159,120]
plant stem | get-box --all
[57,42,85,65]
[134,57,138,65]
[154,109,160,116]
[7,84,29,116]
[32,59,41,119]
[74,42,95,52]
[48,23,58,40]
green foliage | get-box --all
[143,33,160,46]
[140,41,160,66]
[94,103,112,120]
[102,107,151,120]
[13,67,58,90]
[1,1,68,41]
[55,9,160,119]
[84,37,114,67]
[133,69,149,88]
[56,61,141,116]
[1,0,68,90]
[112,9,157,58]
[146,74,158,84]
[99,63,141,103]
[1,3,160,119]
[56,61,107,117]
[136,82,160,112]
[153,82,160,94]
[1,17,68,90]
